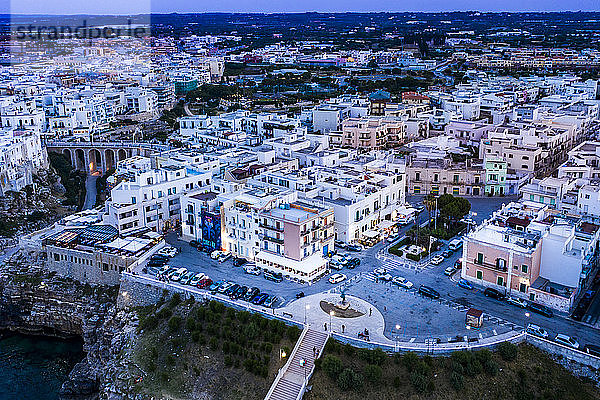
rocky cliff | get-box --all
[0,250,130,399]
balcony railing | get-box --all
[473,259,507,272]
[259,222,283,232]
[262,235,284,245]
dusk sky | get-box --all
[8,0,600,15]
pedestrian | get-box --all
[324,322,327,331]
[369,308,372,316]
[342,324,345,333]
[384,306,387,312]
[313,346,316,358]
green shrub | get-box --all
[140,315,158,331]
[497,342,518,361]
[357,348,386,365]
[157,307,172,320]
[363,364,382,384]
[322,355,344,379]
[337,368,363,391]
[286,325,301,341]
[224,355,233,367]
[191,330,201,342]
[168,315,182,332]
[209,337,218,350]
[450,371,464,391]
[344,343,356,357]
[393,376,401,388]
[410,372,434,393]
[465,359,482,377]
[185,316,196,331]
[168,293,181,308]
[237,310,250,323]
[402,352,419,372]
[484,359,499,376]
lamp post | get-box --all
[395,324,400,352]
[466,325,471,351]
[329,310,334,333]
[304,304,310,326]
[524,312,530,333]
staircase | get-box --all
[265,328,329,400]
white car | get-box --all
[189,273,206,286]
[169,267,188,282]
[444,266,456,276]
[554,334,580,349]
[210,250,223,260]
[430,255,444,265]
[507,297,528,308]
[329,273,347,284]
[392,276,414,289]
[526,324,549,339]
[218,253,232,263]
[244,264,261,275]
[373,267,388,276]
[158,246,178,258]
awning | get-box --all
[362,230,380,239]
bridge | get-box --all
[45,141,172,174]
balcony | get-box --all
[473,259,508,272]
[259,222,283,232]
[262,235,284,245]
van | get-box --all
[448,239,463,251]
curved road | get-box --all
[83,175,98,210]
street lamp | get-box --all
[304,304,310,326]
[395,324,401,352]
[329,310,334,333]
[280,348,287,360]
[524,312,530,333]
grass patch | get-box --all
[131,297,300,399]
[306,339,600,400]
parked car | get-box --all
[296,292,305,299]
[373,268,392,281]
[189,240,200,248]
[441,250,453,258]
[217,281,233,294]
[329,273,347,284]
[263,296,278,308]
[233,257,247,267]
[232,286,248,299]
[454,258,463,269]
[346,244,362,252]
[347,258,361,269]
[484,287,506,301]
[189,273,205,287]
[584,344,600,357]
[264,271,283,283]
[244,264,261,275]
[444,266,456,276]
[252,293,269,305]
[198,278,212,289]
[457,278,473,290]
[554,334,580,349]
[210,250,223,260]
[180,271,196,285]
[209,280,223,291]
[158,246,178,258]
[507,297,528,308]
[430,255,444,265]
[377,273,393,282]
[169,268,188,282]
[225,284,240,297]
[448,238,463,251]
[148,259,167,268]
[335,241,346,250]
[218,253,232,263]
[392,276,413,289]
[526,324,549,339]
[527,302,554,318]
[245,288,260,302]
[418,285,440,299]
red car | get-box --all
[197,278,212,289]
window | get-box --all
[496,258,506,270]
[415,172,421,181]
[474,176,480,184]
[431,186,439,195]
[476,270,483,279]
[530,194,535,201]
[521,265,528,273]
[519,283,527,293]
[497,276,504,286]
[413,186,421,194]
[131,196,136,204]
[434,173,439,182]
[453,187,460,195]
[453,174,459,183]
[476,253,484,265]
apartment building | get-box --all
[461,202,600,312]
[180,190,222,251]
[0,129,48,195]
[104,155,216,235]
[220,188,333,282]
[330,117,406,149]
[445,119,492,147]
[407,158,485,196]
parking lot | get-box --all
[133,194,600,348]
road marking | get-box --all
[409,337,416,343]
